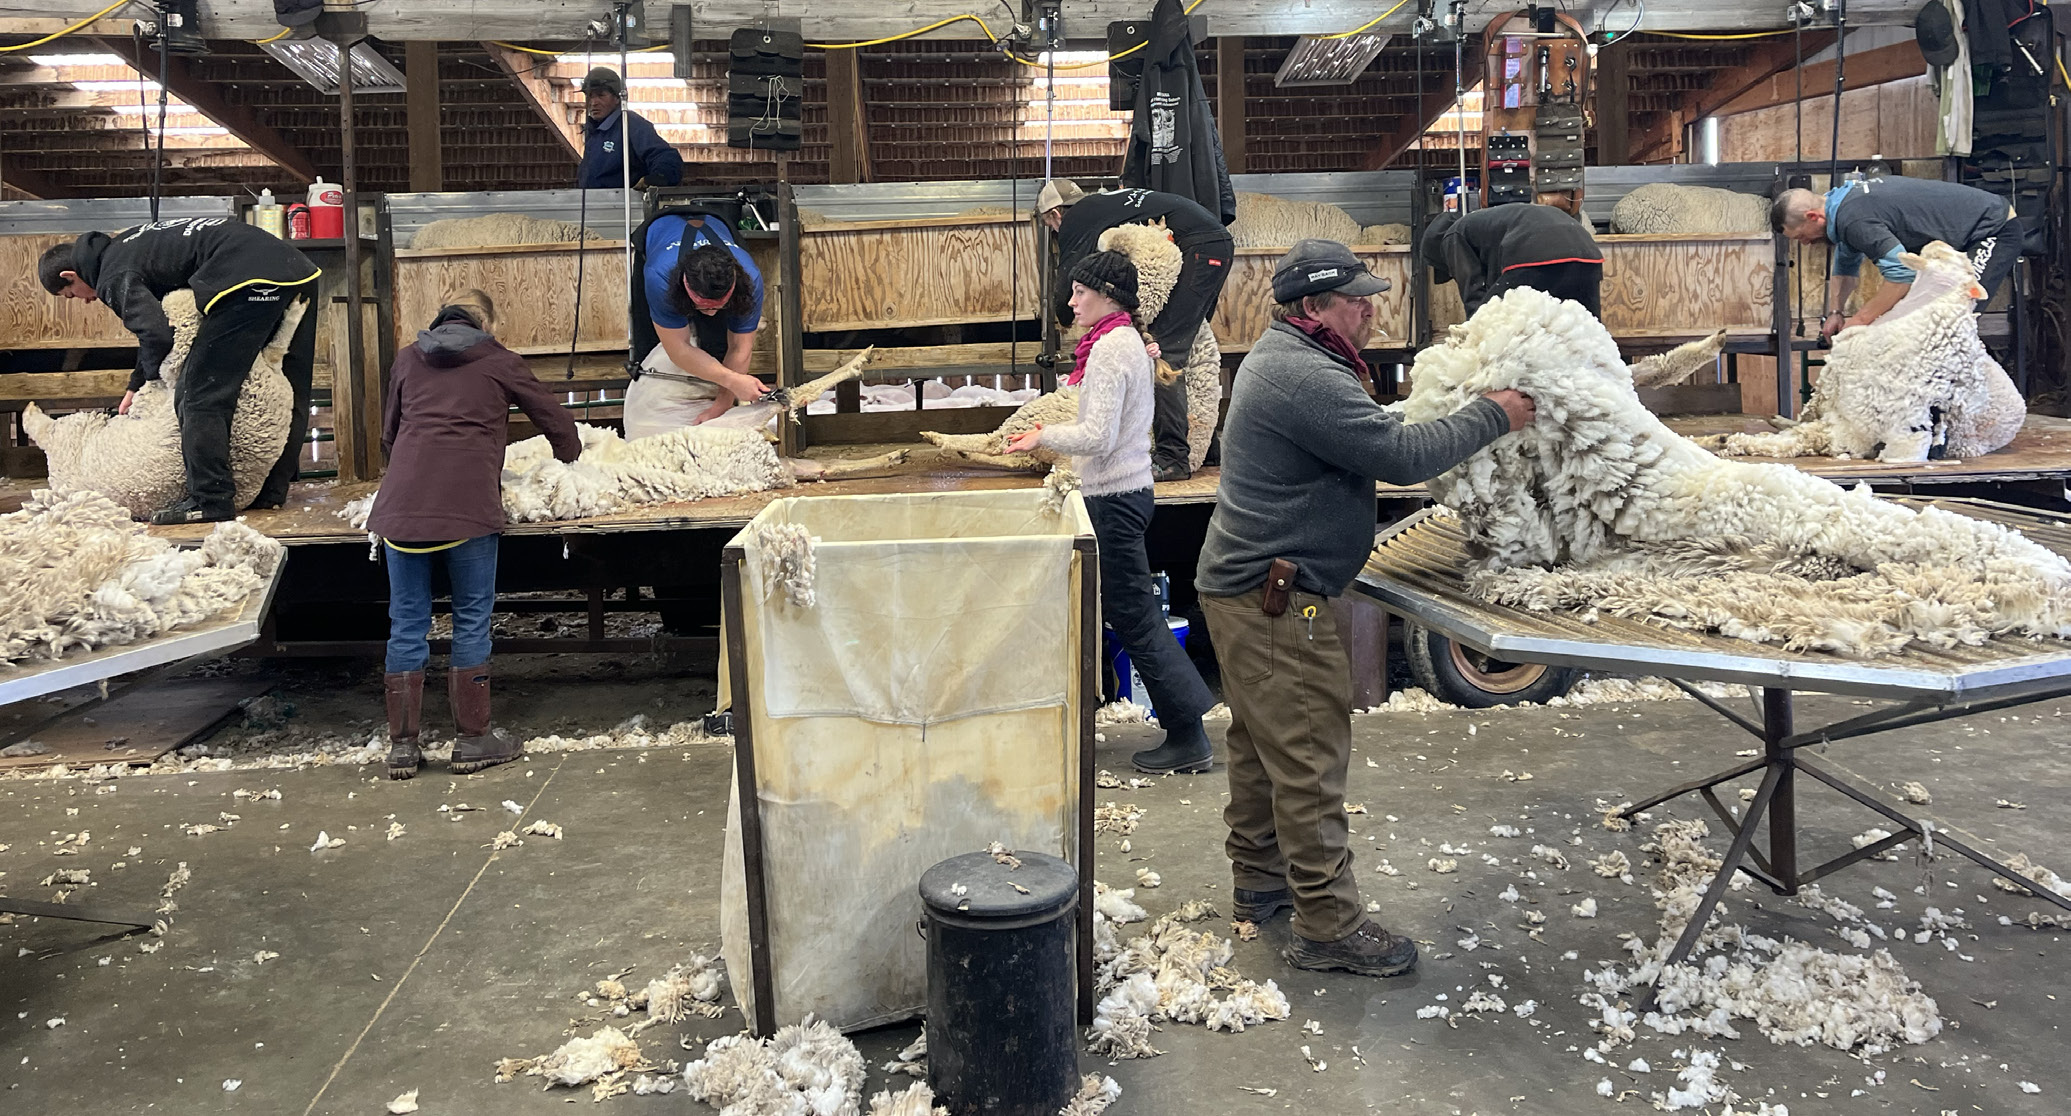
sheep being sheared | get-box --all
[25,290,303,519]
[923,221,1221,480]
[1697,242,2024,463]
[1402,285,2071,658]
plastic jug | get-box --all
[307,178,345,239]
[253,188,285,238]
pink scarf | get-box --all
[1285,315,1372,388]
[1066,311,1135,386]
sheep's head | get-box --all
[1886,241,1988,321]
[1097,221,1182,321]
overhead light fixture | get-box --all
[1273,32,1391,87]
[260,38,406,95]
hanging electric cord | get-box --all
[808,13,1000,50]
[253,26,293,44]
[132,23,153,219]
[0,0,133,52]
[1597,0,1646,43]
[564,28,603,381]
[150,9,168,222]
[1317,0,1415,40]
[1646,29,1794,40]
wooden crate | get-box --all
[1429,232,1776,339]
[798,214,1040,332]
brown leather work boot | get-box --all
[1285,918,1420,978]
[449,664,522,775]
[384,670,424,780]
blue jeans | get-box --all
[385,534,499,673]
[1085,488,1215,724]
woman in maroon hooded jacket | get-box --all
[367,290,581,779]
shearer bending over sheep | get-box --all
[1774,176,2021,339]
[1423,201,1605,319]
[1195,239,1535,979]
[1005,250,1219,776]
[366,290,582,780]
[623,208,769,437]
[1040,179,1235,481]
[39,217,319,524]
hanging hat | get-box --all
[583,67,626,97]
[1037,179,1087,214]
[273,0,321,29]
[1069,250,1140,311]
[1914,0,1959,68]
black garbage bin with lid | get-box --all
[919,848,1079,1116]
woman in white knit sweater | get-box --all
[1009,250,1219,773]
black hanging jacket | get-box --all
[1120,0,1236,228]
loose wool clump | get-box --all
[1608,184,1770,234]
[1628,331,1729,390]
[407,213,592,249]
[26,290,304,518]
[1087,902,1291,1059]
[1,490,281,666]
[1403,286,2071,658]
[1699,243,2024,463]
[681,1017,866,1116]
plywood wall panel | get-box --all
[0,233,145,350]
[799,217,1039,332]
[1429,234,1773,335]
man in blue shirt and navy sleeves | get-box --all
[1773,177,2020,339]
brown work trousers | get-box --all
[1201,586,1364,943]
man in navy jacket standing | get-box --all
[577,67,684,189]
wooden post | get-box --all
[1217,36,1246,174]
[824,48,870,184]
[777,174,805,459]
[404,41,443,192]
[1595,39,1629,166]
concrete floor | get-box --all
[1,661,2066,1115]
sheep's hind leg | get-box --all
[787,448,911,482]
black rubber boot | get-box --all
[148,497,235,526]
[1286,919,1420,978]
[1152,462,1192,483]
[1233,887,1294,923]
[1131,716,1213,774]
[384,670,424,780]
[449,665,522,774]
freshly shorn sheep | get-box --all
[1403,286,2071,658]
[1609,183,1770,234]
[922,221,1220,478]
[1697,242,2023,463]
[1,489,281,667]
[26,290,304,519]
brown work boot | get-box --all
[449,664,522,775]
[384,670,424,780]
[1285,918,1419,978]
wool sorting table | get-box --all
[0,562,283,932]
[1354,499,2071,1012]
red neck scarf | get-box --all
[1284,315,1371,387]
[1067,311,1135,386]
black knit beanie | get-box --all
[1070,250,1140,312]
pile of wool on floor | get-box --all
[1403,286,2071,658]
[1087,895,1290,1059]
[1,490,281,667]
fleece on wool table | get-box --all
[25,290,304,519]
[1403,286,2071,658]
[1698,241,2023,463]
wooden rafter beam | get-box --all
[481,40,580,161]
[1713,40,1926,116]
[1363,44,1483,171]
[101,36,319,182]
[1628,30,1834,161]
[405,41,443,191]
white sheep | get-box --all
[922,220,1221,478]
[1403,286,2071,658]
[1609,183,1770,235]
[407,213,592,250]
[1697,242,2023,463]
[25,290,303,519]
[1,488,281,667]
[1228,192,1407,248]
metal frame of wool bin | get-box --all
[718,532,1101,1037]
[1353,502,2071,1014]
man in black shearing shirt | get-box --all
[1042,181,1234,481]
[1423,203,1605,319]
[39,218,321,524]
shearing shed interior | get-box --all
[1,1,2067,1114]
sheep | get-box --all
[1,488,282,667]
[1609,183,1771,235]
[1697,242,2023,463]
[921,220,1221,478]
[25,290,304,520]
[1402,285,2071,658]
[407,213,592,250]
[1628,330,1729,389]
[1228,192,1407,248]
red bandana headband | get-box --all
[684,274,736,312]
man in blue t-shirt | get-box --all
[624,212,768,435]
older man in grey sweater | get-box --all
[1196,239,1534,979]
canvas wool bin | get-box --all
[718,489,1098,1034]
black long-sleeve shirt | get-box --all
[1053,189,1228,325]
[1425,204,1602,317]
[71,218,320,391]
